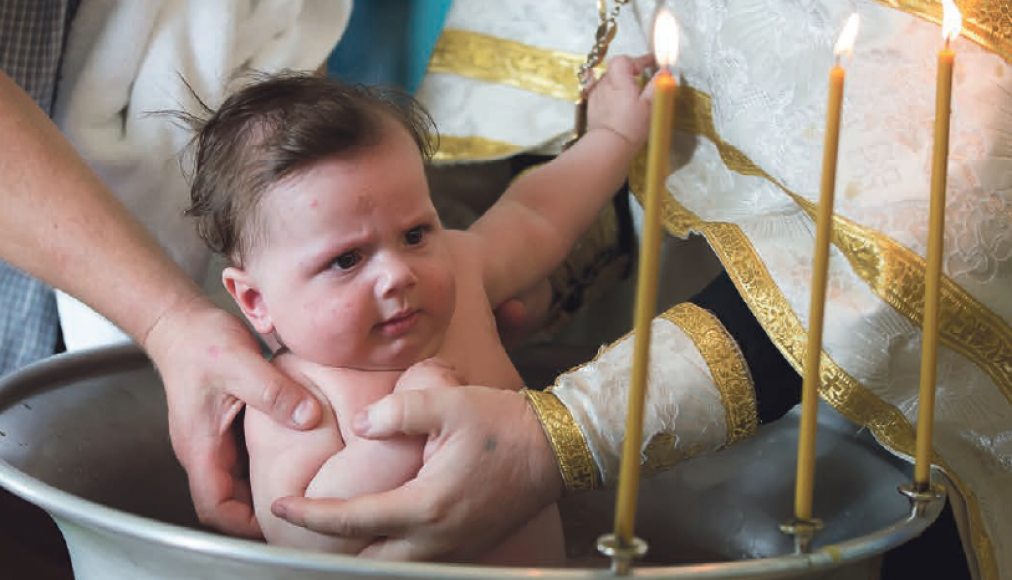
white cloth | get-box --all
[416,0,649,160]
[52,0,351,350]
[553,318,729,486]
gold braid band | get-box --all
[661,303,759,445]
[522,388,599,492]
[874,0,1011,62]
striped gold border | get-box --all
[661,303,758,444]
[424,29,603,161]
[709,219,997,580]
[628,81,1004,572]
[636,185,999,579]
[427,29,583,101]
[791,195,1012,398]
[523,388,599,492]
[629,85,1011,404]
[431,135,524,163]
[876,0,1011,63]
[425,6,1009,158]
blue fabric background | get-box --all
[326,0,451,93]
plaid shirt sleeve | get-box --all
[0,0,78,376]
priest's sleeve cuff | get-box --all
[522,388,600,493]
[548,305,757,487]
[660,302,758,446]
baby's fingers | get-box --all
[604,53,655,79]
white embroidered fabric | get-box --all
[416,0,649,160]
[552,318,728,487]
[637,1,1010,576]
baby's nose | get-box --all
[377,255,417,298]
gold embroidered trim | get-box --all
[425,30,597,161]
[427,29,584,101]
[522,388,599,492]
[791,195,1012,401]
[629,84,1003,572]
[628,84,1011,404]
[660,303,758,444]
[431,134,525,163]
[875,0,1011,62]
[645,189,999,580]
[705,219,999,580]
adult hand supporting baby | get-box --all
[0,71,323,540]
[271,386,563,561]
[143,296,323,538]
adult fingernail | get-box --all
[292,399,314,427]
[271,500,288,518]
[353,409,371,435]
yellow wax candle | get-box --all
[793,13,859,523]
[613,9,678,547]
[914,1,961,488]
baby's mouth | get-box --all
[377,309,420,336]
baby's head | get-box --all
[186,73,455,370]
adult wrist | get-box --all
[141,289,216,361]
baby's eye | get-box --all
[331,250,361,270]
[404,225,428,246]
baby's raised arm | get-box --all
[468,55,654,306]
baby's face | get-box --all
[238,123,455,370]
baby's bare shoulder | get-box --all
[244,354,342,448]
[443,229,483,262]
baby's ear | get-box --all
[222,266,274,334]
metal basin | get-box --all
[0,345,941,579]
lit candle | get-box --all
[914,0,962,489]
[613,8,678,547]
[793,13,860,523]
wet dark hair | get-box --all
[177,72,436,264]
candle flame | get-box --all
[942,0,962,42]
[653,8,680,69]
[833,13,860,57]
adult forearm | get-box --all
[0,71,201,345]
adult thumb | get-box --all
[353,389,443,439]
[237,359,321,429]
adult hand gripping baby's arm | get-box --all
[271,386,564,561]
[143,297,323,538]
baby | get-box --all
[184,62,649,564]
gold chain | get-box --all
[577,0,631,91]
[569,0,631,144]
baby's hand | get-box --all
[395,357,464,392]
[585,54,654,150]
